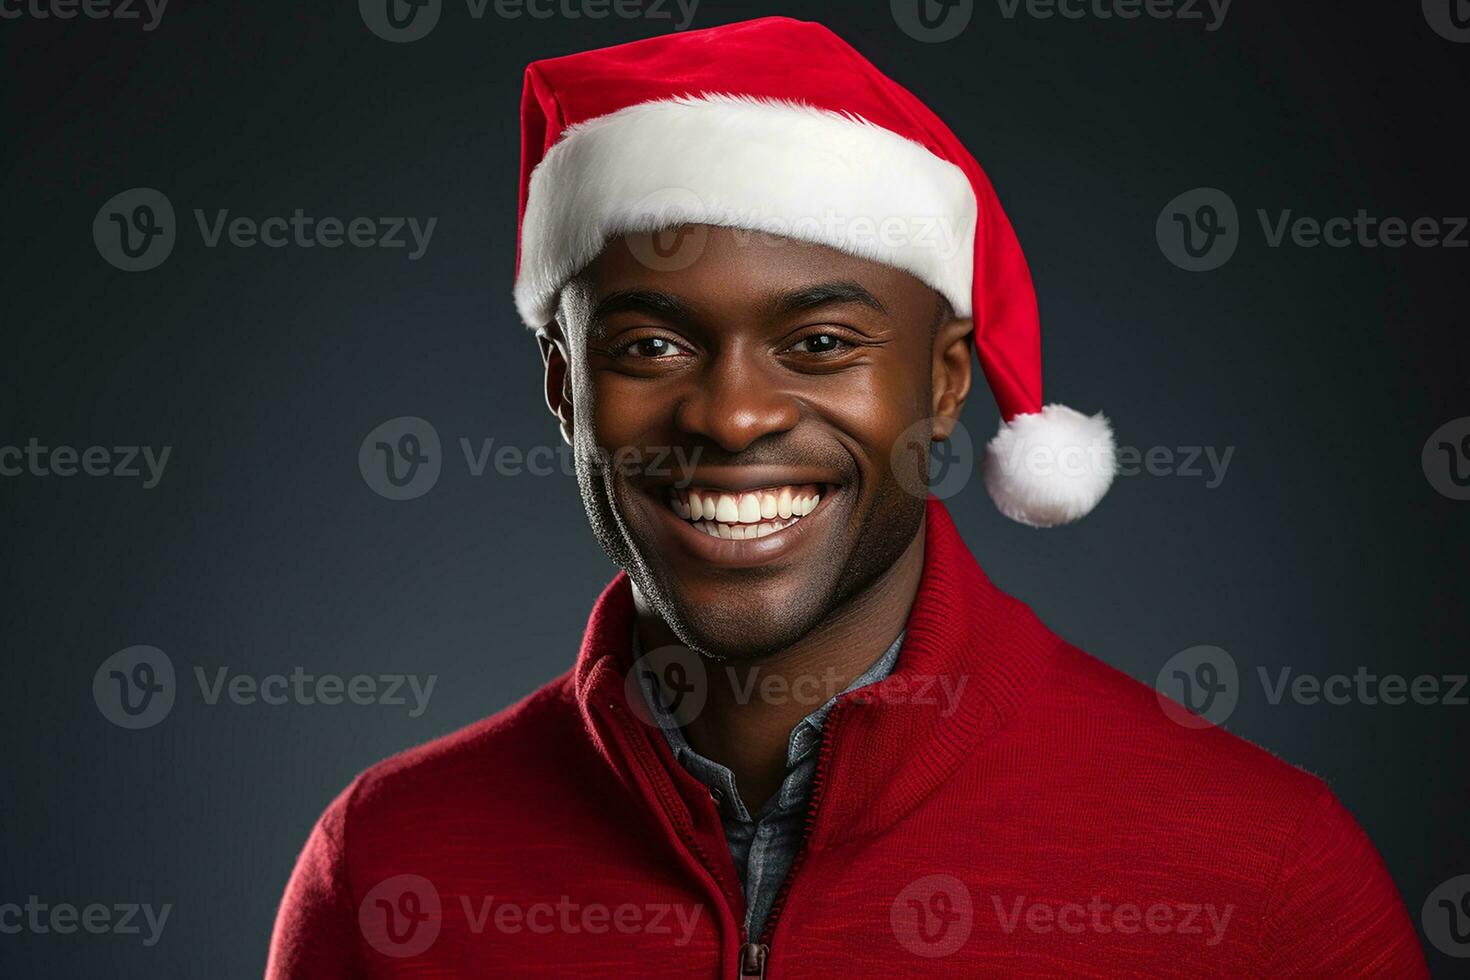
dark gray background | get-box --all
[3,1,1467,975]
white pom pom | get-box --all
[982,404,1116,527]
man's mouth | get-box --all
[665,484,825,540]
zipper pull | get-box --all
[738,941,769,978]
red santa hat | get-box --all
[513,16,1116,527]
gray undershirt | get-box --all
[634,630,903,940]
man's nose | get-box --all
[673,350,800,453]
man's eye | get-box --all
[791,334,847,355]
[619,337,683,358]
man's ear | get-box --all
[931,316,974,441]
[536,322,575,446]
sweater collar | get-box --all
[572,497,1061,849]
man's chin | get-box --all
[648,582,832,663]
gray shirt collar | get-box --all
[634,630,904,818]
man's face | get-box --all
[543,226,972,660]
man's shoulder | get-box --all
[324,670,586,833]
[1035,639,1329,806]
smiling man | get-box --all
[267,17,1426,978]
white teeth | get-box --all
[738,493,761,524]
[715,494,739,524]
[777,487,793,519]
[670,484,827,539]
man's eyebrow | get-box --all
[589,289,692,335]
[770,281,887,317]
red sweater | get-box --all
[267,499,1426,977]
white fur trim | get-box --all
[982,404,1115,527]
[514,94,976,327]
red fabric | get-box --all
[267,499,1426,977]
[514,17,1043,422]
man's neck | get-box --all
[634,526,925,813]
